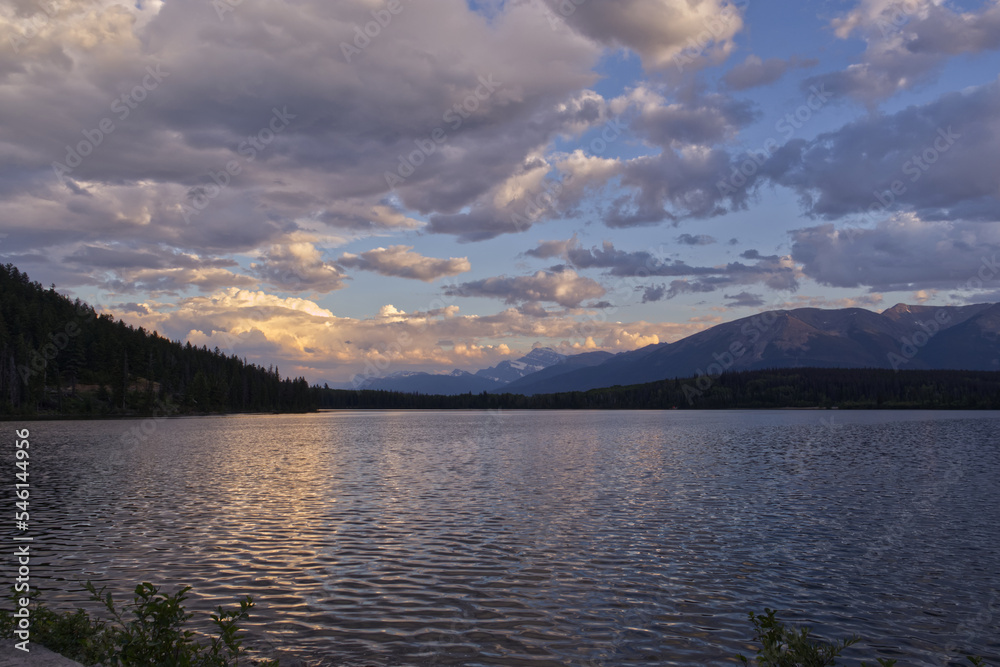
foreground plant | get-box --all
[737,607,988,667]
[0,581,277,666]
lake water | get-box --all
[4,410,999,666]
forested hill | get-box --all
[0,264,313,417]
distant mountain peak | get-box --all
[474,347,566,384]
[883,303,915,317]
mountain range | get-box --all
[332,302,1000,395]
[337,347,571,394]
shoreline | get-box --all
[5,405,1000,421]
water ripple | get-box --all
[2,410,998,666]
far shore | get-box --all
[7,405,1000,422]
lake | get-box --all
[5,410,999,665]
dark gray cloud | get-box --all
[101,267,259,296]
[764,79,1000,222]
[524,237,801,294]
[790,220,1000,292]
[427,207,526,244]
[65,244,239,271]
[663,277,731,299]
[677,233,716,246]
[641,284,666,303]
[30,242,259,296]
[723,291,765,308]
[954,289,1000,304]
[603,146,746,227]
[118,302,153,315]
[563,240,715,277]
[907,3,1000,54]
[740,249,779,261]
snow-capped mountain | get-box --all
[474,347,566,383]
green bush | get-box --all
[737,607,988,667]
[0,581,277,666]
[0,587,111,662]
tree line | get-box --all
[0,263,312,417]
[3,262,999,417]
[315,367,1000,410]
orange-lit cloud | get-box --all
[115,288,714,382]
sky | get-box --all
[2,0,1000,384]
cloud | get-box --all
[524,237,801,292]
[0,0,609,261]
[722,54,817,90]
[641,284,666,303]
[739,249,778,261]
[540,0,747,70]
[603,147,748,226]
[45,242,259,295]
[427,204,536,244]
[337,245,471,282]
[427,143,605,242]
[810,0,1000,103]
[98,267,259,296]
[64,244,240,271]
[789,218,1000,292]
[0,0,765,259]
[525,238,697,276]
[772,294,886,310]
[312,201,425,233]
[676,233,716,246]
[445,267,606,307]
[764,79,1000,222]
[539,86,762,229]
[251,242,347,293]
[954,288,1000,304]
[723,291,765,308]
[617,85,757,147]
[661,278,729,299]
[524,236,578,260]
[422,69,766,242]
